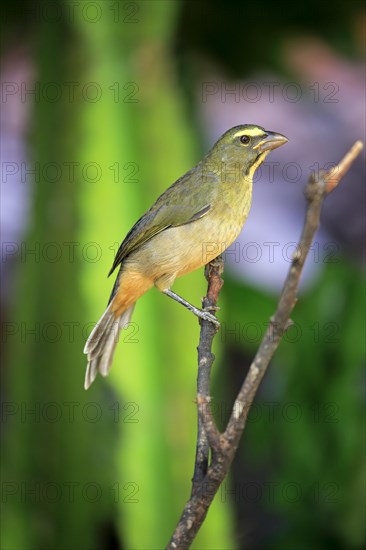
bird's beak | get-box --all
[254,131,288,153]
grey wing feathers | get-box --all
[108,164,213,276]
[84,304,135,389]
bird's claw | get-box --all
[199,310,220,328]
[203,305,220,312]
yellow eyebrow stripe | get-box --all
[233,128,264,138]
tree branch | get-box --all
[167,140,363,549]
[191,258,223,495]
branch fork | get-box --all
[168,140,363,549]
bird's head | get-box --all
[207,124,288,181]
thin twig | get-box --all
[324,140,363,192]
[167,140,363,549]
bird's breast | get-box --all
[177,188,252,275]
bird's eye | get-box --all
[240,135,251,145]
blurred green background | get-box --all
[1,1,365,549]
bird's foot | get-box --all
[162,289,220,328]
[203,304,220,312]
[198,307,220,328]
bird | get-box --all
[83,124,288,389]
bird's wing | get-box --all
[108,169,214,276]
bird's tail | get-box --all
[83,303,135,389]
